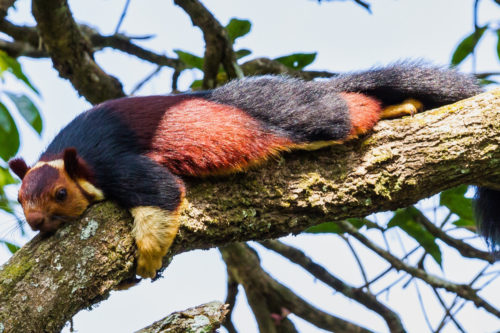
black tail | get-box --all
[329,63,483,108]
[475,188,500,251]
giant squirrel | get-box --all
[8,64,494,279]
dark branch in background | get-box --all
[241,57,337,79]
[336,219,500,317]
[31,0,125,104]
[221,243,374,333]
[313,0,371,13]
[134,301,228,333]
[222,267,239,333]
[260,240,406,333]
[130,65,163,95]
[410,206,493,262]
[114,0,131,34]
[173,0,241,88]
[0,0,16,19]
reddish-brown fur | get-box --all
[145,98,293,175]
[340,92,381,137]
[105,96,294,176]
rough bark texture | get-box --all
[0,90,499,332]
[134,301,228,333]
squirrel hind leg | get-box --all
[130,204,183,279]
[380,98,423,119]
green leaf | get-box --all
[388,207,442,265]
[305,218,374,234]
[440,185,473,221]
[0,102,20,161]
[451,26,488,66]
[453,218,476,228]
[5,92,42,135]
[305,221,342,234]
[174,50,204,70]
[0,166,17,189]
[235,49,252,60]
[274,52,317,70]
[225,18,251,43]
[190,79,203,90]
[1,240,20,254]
[497,29,500,63]
[0,51,39,95]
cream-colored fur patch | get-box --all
[78,179,105,201]
[31,159,65,170]
[130,205,182,278]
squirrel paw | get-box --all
[130,206,181,279]
[380,98,423,119]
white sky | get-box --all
[1,0,500,332]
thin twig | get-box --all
[114,0,131,34]
[130,65,163,95]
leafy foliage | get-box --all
[387,207,442,265]
[440,185,475,228]
[0,51,42,253]
[225,18,251,43]
[274,52,317,70]
[451,26,488,66]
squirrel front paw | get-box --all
[130,206,181,279]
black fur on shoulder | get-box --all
[328,62,483,108]
[475,187,500,252]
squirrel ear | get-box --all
[63,147,80,178]
[8,158,30,180]
[63,147,92,180]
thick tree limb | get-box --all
[0,90,500,331]
[173,0,241,87]
[31,0,125,104]
[134,301,228,333]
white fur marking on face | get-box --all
[31,159,64,171]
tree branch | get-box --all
[134,301,228,333]
[221,243,372,332]
[173,0,241,87]
[31,0,125,104]
[1,90,500,331]
[260,239,406,333]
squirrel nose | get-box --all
[26,212,45,231]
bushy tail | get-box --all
[475,188,500,251]
[329,63,483,109]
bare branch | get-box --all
[260,240,406,333]
[221,243,373,333]
[114,0,131,34]
[410,206,493,262]
[31,0,125,104]
[336,219,500,317]
[134,301,228,333]
[173,0,241,87]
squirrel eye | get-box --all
[55,188,67,202]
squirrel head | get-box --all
[9,148,104,233]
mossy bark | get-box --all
[0,90,499,332]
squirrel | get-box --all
[8,64,489,279]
